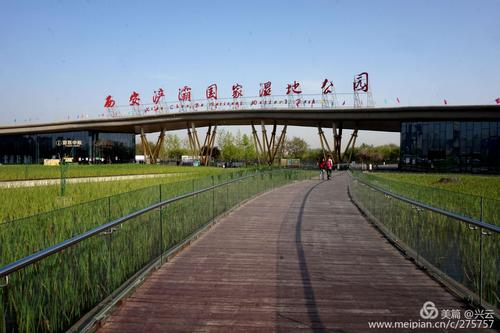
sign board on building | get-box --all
[56,139,83,147]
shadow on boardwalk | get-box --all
[276,181,326,332]
[98,173,485,333]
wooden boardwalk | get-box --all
[97,173,478,332]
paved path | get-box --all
[97,173,479,332]
[0,173,180,188]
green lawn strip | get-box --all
[371,172,500,200]
[0,167,232,223]
[353,171,500,226]
[0,164,213,181]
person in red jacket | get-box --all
[318,158,326,180]
[326,155,333,180]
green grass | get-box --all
[0,164,211,181]
[352,171,500,227]
[370,172,500,200]
[0,169,316,333]
[0,167,232,222]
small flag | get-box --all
[444,99,448,105]
[396,97,400,104]
[342,101,346,105]
[495,97,500,104]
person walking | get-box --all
[319,157,326,180]
[326,155,333,180]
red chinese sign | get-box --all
[232,84,243,98]
[129,91,141,106]
[286,81,302,95]
[152,88,165,104]
[206,84,218,100]
[259,81,272,97]
[321,79,334,94]
[353,72,369,92]
[178,86,192,102]
[104,95,116,108]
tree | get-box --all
[380,144,400,163]
[135,141,156,155]
[303,148,323,163]
[283,137,309,160]
[164,134,187,160]
[217,129,239,160]
[240,134,257,161]
[351,143,400,164]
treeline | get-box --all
[300,143,399,164]
[351,143,400,164]
[136,132,399,164]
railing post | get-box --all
[1,278,8,333]
[236,176,239,205]
[271,171,273,191]
[107,228,113,292]
[479,229,483,306]
[60,161,66,197]
[479,196,483,305]
[108,196,111,222]
[225,177,229,212]
[159,184,163,263]
[212,176,215,221]
[192,178,195,231]
[415,206,420,265]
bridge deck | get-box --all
[97,173,473,332]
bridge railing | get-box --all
[0,171,243,267]
[0,168,315,333]
[351,171,500,227]
[105,93,374,117]
[348,172,499,315]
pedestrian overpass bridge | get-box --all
[1,103,498,165]
[1,104,497,134]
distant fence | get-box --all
[0,168,315,333]
[348,172,499,315]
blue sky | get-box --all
[1,0,499,146]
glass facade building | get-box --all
[0,131,135,164]
[400,121,500,173]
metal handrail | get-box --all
[0,172,262,278]
[349,173,500,233]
